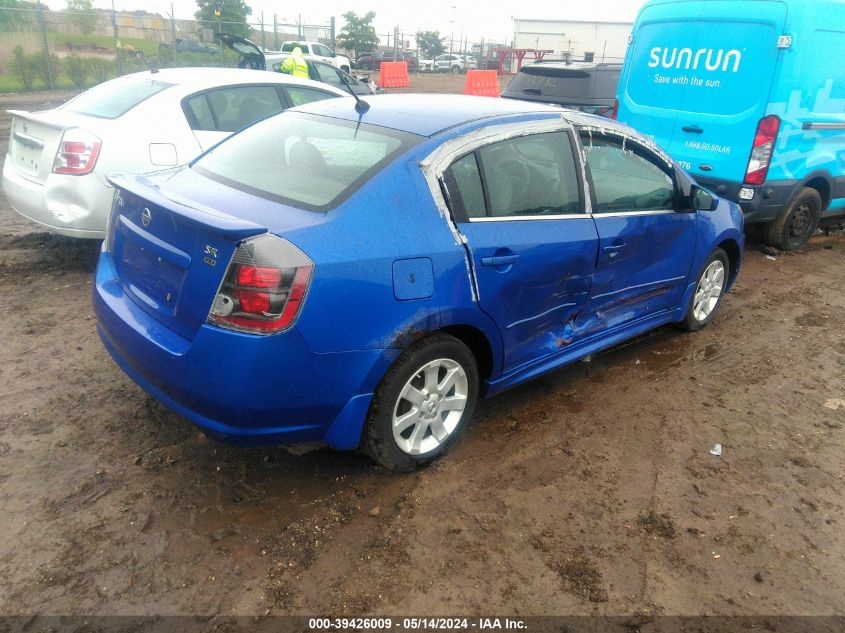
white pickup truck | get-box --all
[267,41,352,73]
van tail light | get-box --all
[53,128,101,175]
[611,98,619,120]
[208,233,313,335]
[744,115,780,186]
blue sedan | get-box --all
[93,94,744,471]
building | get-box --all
[512,18,633,64]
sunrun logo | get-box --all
[648,47,742,72]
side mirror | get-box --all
[691,185,718,211]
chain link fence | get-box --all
[0,5,335,92]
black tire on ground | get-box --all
[363,333,479,471]
[360,62,371,71]
[341,65,350,73]
[765,187,822,251]
[678,247,730,332]
[451,64,461,74]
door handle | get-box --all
[481,254,519,266]
[602,244,625,253]
[682,125,704,134]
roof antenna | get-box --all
[337,69,369,113]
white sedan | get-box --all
[2,67,349,238]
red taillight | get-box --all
[53,128,101,175]
[236,265,283,288]
[611,98,619,120]
[208,234,313,335]
[744,115,780,186]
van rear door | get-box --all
[667,1,788,182]
[620,1,788,182]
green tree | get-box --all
[9,46,36,90]
[336,11,379,61]
[195,0,252,38]
[64,53,89,87]
[0,0,33,32]
[67,0,98,37]
[415,30,445,58]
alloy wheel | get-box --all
[392,358,469,455]
[692,260,726,322]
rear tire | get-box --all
[765,187,821,251]
[450,64,461,74]
[678,248,730,331]
[363,333,479,471]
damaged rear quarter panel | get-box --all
[290,143,502,376]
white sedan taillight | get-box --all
[208,234,313,335]
[53,128,101,175]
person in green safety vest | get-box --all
[278,46,309,79]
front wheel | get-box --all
[766,187,821,251]
[679,248,730,331]
[363,333,479,471]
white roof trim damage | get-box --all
[418,115,576,303]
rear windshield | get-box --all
[508,66,619,100]
[192,112,421,211]
[62,76,172,119]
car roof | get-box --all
[121,67,348,97]
[292,93,566,137]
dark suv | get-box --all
[159,38,218,55]
[501,62,621,117]
[356,51,418,72]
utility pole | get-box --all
[170,2,177,65]
[273,14,279,50]
[260,11,265,50]
[36,1,55,89]
[111,0,123,75]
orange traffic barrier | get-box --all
[379,61,410,89]
[463,70,499,97]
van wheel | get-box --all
[363,333,478,471]
[678,248,729,331]
[766,187,821,251]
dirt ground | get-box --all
[0,76,844,623]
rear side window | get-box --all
[443,132,581,220]
[313,62,342,84]
[282,42,303,53]
[479,133,580,217]
[284,86,336,106]
[192,112,421,210]
[185,86,283,133]
[443,154,486,219]
[582,134,675,212]
[62,77,172,119]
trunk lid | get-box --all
[107,168,324,340]
[6,109,97,183]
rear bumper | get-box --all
[2,155,110,238]
[93,249,394,450]
[693,175,796,224]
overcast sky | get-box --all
[38,0,646,42]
